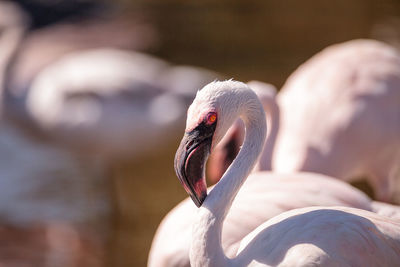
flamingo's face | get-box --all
[174,111,218,207]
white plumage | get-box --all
[273,39,400,202]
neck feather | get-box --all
[190,92,267,267]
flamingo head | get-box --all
[174,80,253,207]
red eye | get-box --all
[206,112,217,125]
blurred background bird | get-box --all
[0,0,399,266]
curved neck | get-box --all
[257,97,280,171]
[190,94,267,267]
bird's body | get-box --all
[273,39,400,202]
[149,171,400,267]
[171,80,400,267]
[19,48,217,160]
[22,48,185,159]
[235,206,400,267]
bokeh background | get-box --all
[0,0,399,266]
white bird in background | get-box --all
[22,49,184,159]
[273,39,400,202]
[148,80,400,267]
[19,49,217,160]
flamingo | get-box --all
[273,39,400,202]
[148,80,400,266]
[15,49,218,160]
[20,49,182,159]
[174,80,400,266]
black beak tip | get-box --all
[190,191,207,207]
